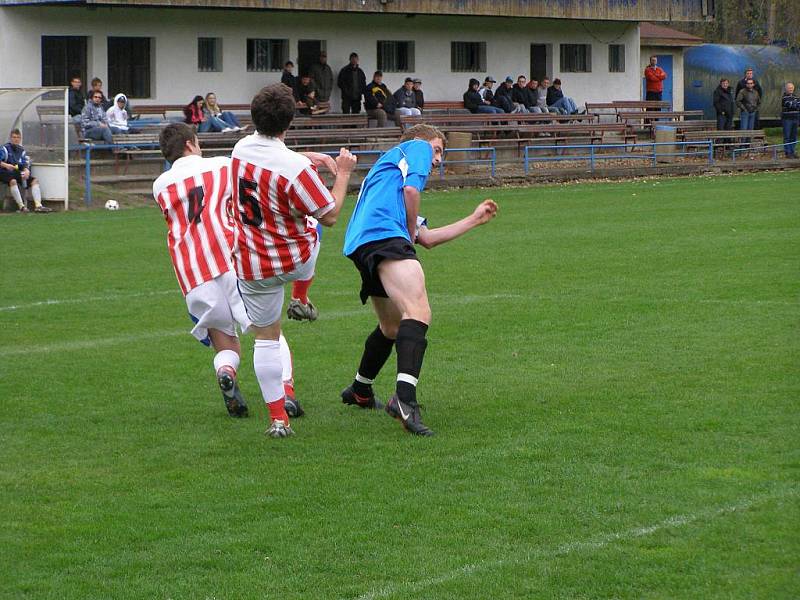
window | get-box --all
[198,38,222,72]
[608,44,625,73]
[377,41,415,72]
[108,37,151,98]
[41,36,87,87]
[247,39,289,72]
[451,42,486,72]
[560,44,592,73]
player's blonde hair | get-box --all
[400,124,446,149]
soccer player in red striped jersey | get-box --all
[153,123,300,418]
[230,83,356,438]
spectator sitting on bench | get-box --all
[296,74,328,116]
[204,92,243,130]
[81,90,114,143]
[86,77,113,111]
[512,75,537,113]
[546,78,579,115]
[1,129,52,213]
[106,93,140,134]
[464,78,504,114]
[183,95,231,133]
[68,74,85,123]
[412,78,425,112]
[536,78,559,114]
[393,77,422,117]
[493,77,520,113]
[365,71,391,127]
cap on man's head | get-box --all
[404,77,414,83]
[485,76,496,83]
[413,78,422,84]
[505,76,514,83]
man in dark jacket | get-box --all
[281,61,297,97]
[464,78,503,114]
[337,52,367,114]
[393,77,421,117]
[68,75,85,120]
[781,82,799,158]
[735,68,764,128]
[364,71,391,127]
[0,129,52,212]
[712,78,735,130]
[512,76,536,112]
[736,78,761,131]
[308,51,334,103]
[412,79,424,111]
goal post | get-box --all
[0,87,69,209]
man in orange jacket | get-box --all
[644,56,667,103]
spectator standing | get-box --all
[464,78,503,114]
[736,78,761,131]
[512,75,537,112]
[547,78,579,114]
[365,71,391,127]
[86,77,112,110]
[205,93,243,130]
[393,78,422,118]
[337,52,367,114]
[781,82,799,158]
[494,77,523,113]
[712,78,735,131]
[644,56,667,103]
[183,95,230,132]
[736,68,764,129]
[412,79,425,111]
[81,90,113,143]
[281,61,297,96]
[308,51,334,104]
[68,75,85,121]
[1,129,52,213]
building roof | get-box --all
[640,22,704,47]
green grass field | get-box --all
[1,172,798,599]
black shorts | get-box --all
[347,237,418,304]
[0,169,34,188]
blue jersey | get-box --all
[343,139,433,256]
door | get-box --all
[530,44,549,81]
[642,54,673,107]
[41,36,87,87]
[297,40,325,77]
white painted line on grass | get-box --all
[353,489,796,600]
[0,290,174,312]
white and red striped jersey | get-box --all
[230,135,335,281]
[152,154,234,295]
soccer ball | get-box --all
[105,199,120,211]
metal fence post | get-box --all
[590,145,595,174]
[84,145,92,207]
[709,141,714,165]
[523,146,529,175]
[491,148,496,178]
[651,142,657,167]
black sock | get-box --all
[352,325,395,396]
[395,319,428,406]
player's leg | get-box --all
[208,328,248,418]
[287,220,321,322]
[7,178,27,212]
[377,258,434,436]
[29,177,51,213]
[342,297,399,410]
[279,333,304,417]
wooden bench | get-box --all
[421,101,470,114]
[683,129,766,157]
[617,110,706,135]
[397,112,597,131]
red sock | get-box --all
[291,278,313,304]
[267,398,288,422]
[283,381,295,399]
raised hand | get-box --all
[472,199,498,225]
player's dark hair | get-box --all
[9,128,21,138]
[251,83,295,137]
[70,73,81,82]
[159,123,196,164]
[400,123,446,149]
[350,52,358,59]
[91,77,102,86]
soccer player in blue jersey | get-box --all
[340,124,498,435]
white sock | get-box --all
[253,339,283,404]
[213,349,240,375]
[31,184,42,208]
[10,185,24,209]
[279,334,293,383]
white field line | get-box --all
[353,489,795,600]
[0,290,174,312]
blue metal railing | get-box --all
[439,147,496,178]
[523,140,714,174]
[732,142,797,161]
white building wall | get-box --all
[0,6,641,110]
[641,46,686,111]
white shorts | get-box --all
[238,241,319,327]
[186,271,252,344]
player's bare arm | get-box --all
[317,147,357,227]
[403,185,421,240]
[416,199,498,249]
[301,151,338,176]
